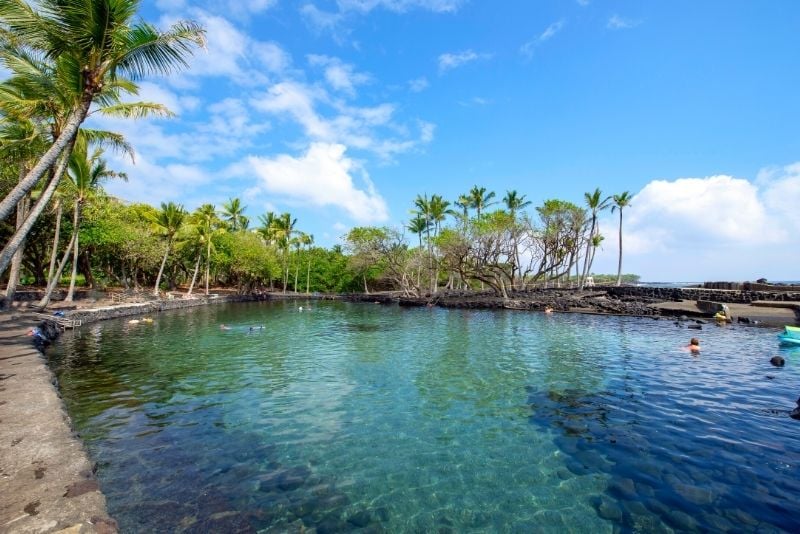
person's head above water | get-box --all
[689,338,700,346]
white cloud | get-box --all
[336,0,463,13]
[438,50,492,73]
[408,77,429,92]
[251,81,433,159]
[520,20,564,59]
[307,54,371,95]
[247,143,389,222]
[607,15,641,30]
[591,170,800,281]
[159,9,291,86]
[105,154,213,207]
[301,3,346,33]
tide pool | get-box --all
[46,301,800,532]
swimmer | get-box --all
[220,324,231,330]
[544,306,553,314]
[128,319,140,324]
[686,337,700,353]
[299,306,303,312]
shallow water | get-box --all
[46,301,800,532]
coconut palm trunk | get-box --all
[187,252,201,295]
[0,148,72,277]
[47,202,63,284]
[153,238,172,297]
[38,232,77,308]
[306,258,311,294]
[205,240,212,295]
[616,211,624,286]
[5,196,30,300]
[65,200,82,302]
[0,95,92,222]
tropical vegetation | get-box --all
[0,1,637,304]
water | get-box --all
[46,301,800,532]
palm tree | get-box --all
[257,211,277,244]
[612,191,632,286]
[407,215,428,249]
[302,233,314,294]
[64,137,127,301]
[454,194,471,220]
[503,190,532,217]
[428,194,451,237]
[503,190,531,288]
[271,212,297,293]
[152,202,186,296]
[468,186,496,217]
[580,188,611,289]
[221,197,248,231]
[0,14,192,278]
[0,0,204,273]
[194,204,220,295]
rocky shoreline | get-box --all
[347,285,800,326]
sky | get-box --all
[91,0,800,282]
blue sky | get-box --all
[96,0,800,281]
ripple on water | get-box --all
[46,301,800,532]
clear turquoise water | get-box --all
[46,301,800,532]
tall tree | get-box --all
[503,190,532,289]
[271,212,296,293]
[302,233,314,294]
[63,138,126,301]
[468,186,496,217]
[152,202,185,296]
[612,191,632,286]
[580,188,611,290]
[407,215,428,249]
[194,204,220,295]
[221,197,248,231]
[0,0,204,273]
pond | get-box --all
[46,301,800,532]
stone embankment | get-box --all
[0,316,117,533]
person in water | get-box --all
[220,324,231,330]
[544,306,553,314]
[687,337,700,353]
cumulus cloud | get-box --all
[520,20,564,59]
[438,50,492,73]
[247,143,389,222]
[159,9,290,86]
[607,15,641,30]
[591,170,800,281]
[307,54,371,95]
[251,81,433,159]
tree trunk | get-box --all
[306,258,311,294]
[65,200,81,302]
[0,93,92,222]
[580,216,596,290]
[47,202,62,284]
[187,252,201,295]
[153,239,171,297]
[205,239,212,295]
[294,262,299,293]
[38,232,76,308]
[616,210,624,286]
[363,274,369,294]
[5,196,31,300]
[0,148,72,278]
